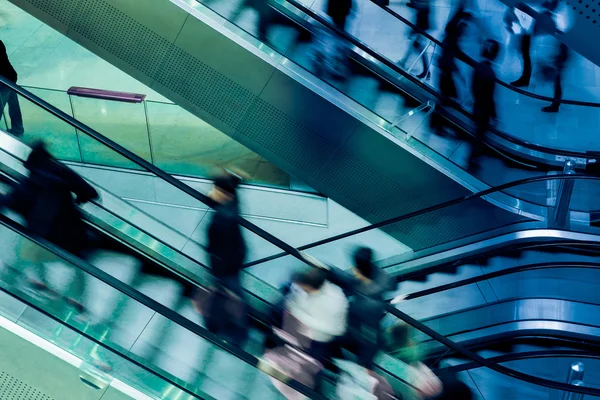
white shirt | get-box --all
[286,281,349,343]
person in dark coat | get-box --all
[431,14,467,135]
[0,40,23,136]
[2,140,98,310]
[469,39,499,169]
[206,172,248,344]
[328,247,395,368]
[327,0,353,31]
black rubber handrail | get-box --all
[0,213,326,399]
[400,261,600,301]
[421,330,600,366]
[417,296,600,327]
[384,305,600,395]
[243,173,600,269]
[0,287,206,399]
[268,0,600,158]
[442,349,600,374]
[4,77,599,395]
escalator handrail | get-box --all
[399,261,600,301]
[0,213,326,399]
[4,78,600,395]
[269,0,600,158]
[366,1,600,108]
[243,173,600,269]
[383,303,600,395]
[0,286,205,399]
[442,349,600,374]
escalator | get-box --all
[375,236,600,397]
[0,215,325,400]
[0,84,599,398]
[10,0,600,253]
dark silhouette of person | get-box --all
[206,173,248,344]
[230,0,273,42]
[400,0,432,79]
[431,13,468,135]
[2,140,98,311]
[0,40,23,136]
[469,39,499,169]
[328,247,394,368]
[509,6,534,88]
[326,0,353,31]
[541,42,569,113]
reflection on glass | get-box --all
[71,96,151,169]
[17,87,82,162]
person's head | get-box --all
[386,323,412,350]
[292,268,328,293]
[542,0,559,12]
[481,38,500,62]
[353,246,374,281]
[209,173,241,204]
[25,140,52,170]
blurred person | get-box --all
[468,38,499,170]
[310,0,353,80]
[326,0,353,32]
[1,140,98,310]
[399,0,432,80]
[386,323,443,399]
[508,5,535,87]
[431,15,468,135]
[335,359,395,399]
[541,42,568,113]
[204,172,248,344]
[386,323,473,399]
[0,39,23,136]
[536,1,569,113]
[327,247,394,368]
[230,0,273,42]
[283,268,349,363]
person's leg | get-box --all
[220,275,248,344]
[468,115,488,169]
[256,2,272,42]
[511,34,531,86]
[18,238,50,289]
[7,91,23,135]
[0,88,9,130]
[542,72,562,113]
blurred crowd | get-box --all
[0,145,473,398]
[194,172,474,399]
[226,0,572,171]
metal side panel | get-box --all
[8,0,524,250]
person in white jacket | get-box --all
[285,268,349,362]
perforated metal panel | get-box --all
[236,98,334,176]
[566,0,600,24]
[70,0,172,80]
[0,371,55,400]
[24,0,75,25]
[156,46,255,129]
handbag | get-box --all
[412,362,443,399]
[261,344,323,400]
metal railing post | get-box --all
[550,160,576,229]
[562,362,585,400]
